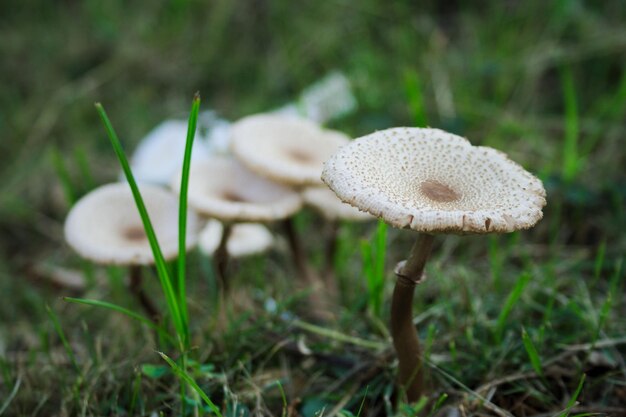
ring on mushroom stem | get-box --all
[321,127,546,403]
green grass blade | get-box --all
[521,327,543,377]
[45,305,79,372]
[560,66,580,182]
[64,297,173,344]
[496,272,531,343]
[0,376,21,415]
[50,146,76,205]
[158,351,223,417]
[176,93,201,348]
[404,70,428,127]
[73,145,96,190]
[558,373,586,417]
[94,103,185,346]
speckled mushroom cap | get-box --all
[303,186,375,221]
[230,113,350,186]
[321,127,546,234]
[171,156,302,222]
[64,182,200,265]
[198,220,274,258]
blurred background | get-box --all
[1,1,625,415]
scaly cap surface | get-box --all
[321,127,546,234]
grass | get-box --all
[1,1,626,416]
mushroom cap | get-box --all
[171,156,302,222]
[198,220,274,258]
[303,186,375,221]
[130,120,212,185]
[230,113,350,186]
[64,182,200,265]
[321,127,546,234]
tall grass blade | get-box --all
[95,103,185,347]
[560,66,580,182]
[404,71,428,127]
[50,146,76,205]
[158,351,223,417]
[558,373,586,417]
[0,376,20,416]
[176,92,201,348]
[45,305,79,372]
[496,272,531,343]
[64,297,173,344]
[521,327,543,377]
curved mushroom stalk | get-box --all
[213,222,233,292]
[129,265,160,322]
[321,127,546,404]
[391,233,434,403]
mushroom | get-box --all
[130,120,212,186]
[198,220,274,258]
[321,127,546,402]
[170,156,302,289]
[64,182,201,320]
[230,113,350,186]
[230,113,350,314]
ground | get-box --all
[1,1,625,416]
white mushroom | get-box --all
[171,156,302,222]
[198,220,274,258]
[321,127,546,402]
[65,182,200,265]
[64,182,201,320]
[130,120,212,186]
[171,156,302,289]
[322,127,546,234]
[230,113,350,186]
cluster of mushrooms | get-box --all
[64,115,546,403]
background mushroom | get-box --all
[230,114,351,315]
[230,113,350,186]
[64,182,201,320]
[322,127,546,403]
[198,220,274,258]
[171,156,302,290]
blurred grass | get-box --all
[1,1,625,415]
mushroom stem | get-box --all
[129,265,160,322]
[214,223,233,292]
[283,217,333,320]
[322,220,340,299]
[391,233,435,403]
[282,217,310,280]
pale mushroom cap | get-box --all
[198,220,274,258]
[321,127,546,234]
[130,120,212,185]
[303,186,375,222]
[171,156,302,222]
[64,183,200,265]
[230,113,350,186]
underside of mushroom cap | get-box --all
[64,182,200,265]
[199,220,274,257]
[230,113,350,186]
[303,186,375,221]
[172,156,302,222]
[321,127,546,234]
